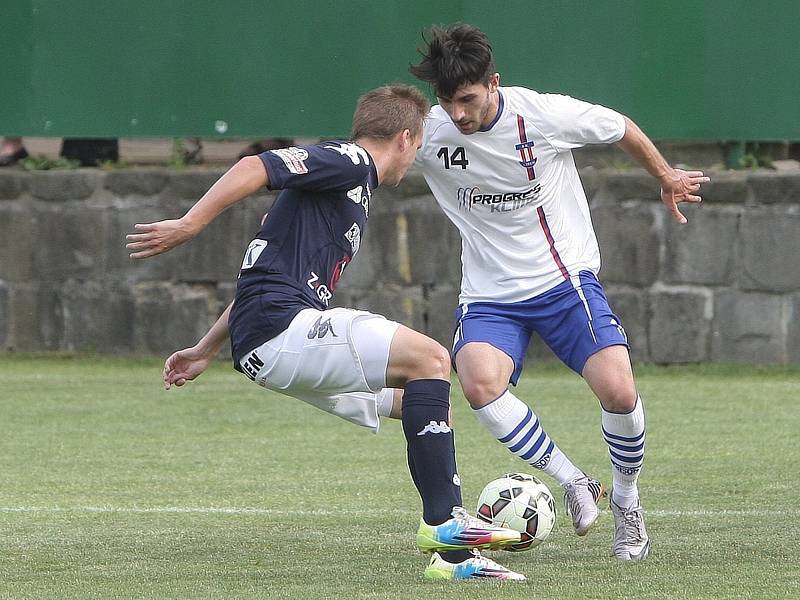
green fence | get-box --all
[2,0,798,140]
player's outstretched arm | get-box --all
[616,116,710,224]
[163,302,233,389]
[126,156,269,259]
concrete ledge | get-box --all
[747,172,800,205]
[104,169,169,197]
[28,170,98,201]
[0,171,27,199]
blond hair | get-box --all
[351,84,430,141]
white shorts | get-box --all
[239,307,401,431]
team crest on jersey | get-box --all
[270,147,309,174]
[344,222,361,255]
[346,183,371,217]
[241,238,268,269]
[515,115,537,180]
[324,142,370,165]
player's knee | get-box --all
[405,339,451,382]
[459,373,507,408]
[426,342,452,380]
[601,384,638,413]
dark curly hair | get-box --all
[409,24,495,98]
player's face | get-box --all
[438,74,500,135]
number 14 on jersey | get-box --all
[437,146,469,170]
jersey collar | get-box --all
[479,89,504,132]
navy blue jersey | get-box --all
[229,141,376,369]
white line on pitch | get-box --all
[0,506,792,517]
[0,506,358,516]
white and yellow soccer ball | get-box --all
[476,472,556,551]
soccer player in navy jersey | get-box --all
[126,85,526,581]
[410,24,711,561]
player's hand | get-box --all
[659,168,710,224]
[125,218,197,259]
[163,347,213,390]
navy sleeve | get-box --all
[258,141,373,192]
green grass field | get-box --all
[1,356,798,599]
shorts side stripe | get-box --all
[571,275,597,343]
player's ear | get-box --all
[488,72,500,92]
[399,128,413,151]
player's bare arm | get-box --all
[163,301,234,389]
[126,156,268,258]
[617,116,710,224]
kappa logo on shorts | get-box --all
[417,420,452,436]
[307,316,338,339]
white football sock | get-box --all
[602,395,646,508]
[474,390,582,485]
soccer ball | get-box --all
[476,473,556,551]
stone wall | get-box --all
[1,163,799,364]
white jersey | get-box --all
[417,86,626,305]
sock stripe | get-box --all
[603,438,646,453]
[609,449,644,464]
[519,429,549,461]
[602,427,645,443]
[498,408,533,443]
[507,418,540,453]
[496,413,553,466]
[520,431,550,460]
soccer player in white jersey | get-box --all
[410,24,710,561]
[125,85,525,581]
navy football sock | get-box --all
[402,379,463,526]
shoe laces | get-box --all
[563,477,590,517]
[467,549,502,570]
[451,506,478,526]
[617,504,646,543]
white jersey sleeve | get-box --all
[532,93,626,152]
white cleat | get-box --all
[610,496,651,561]
[563,474,606,536]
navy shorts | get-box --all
[452,271,628,384]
